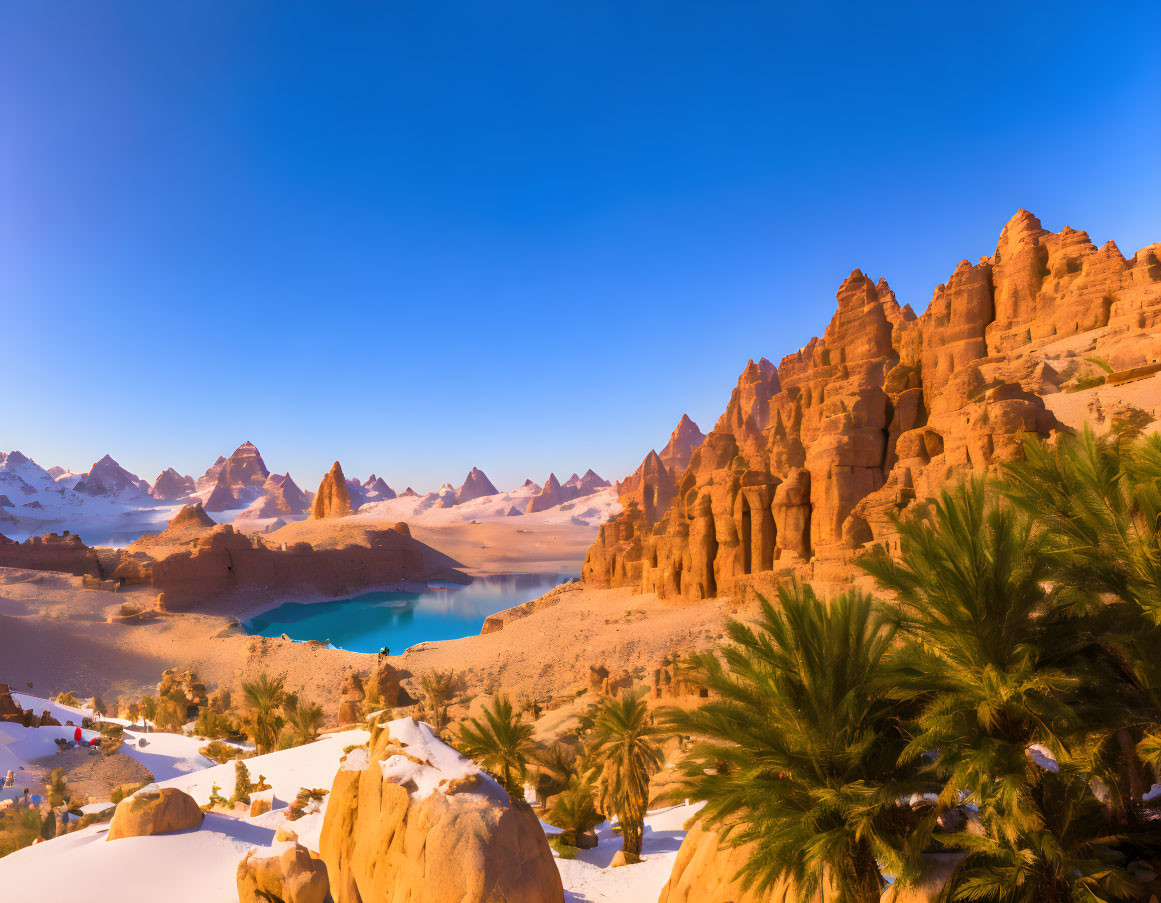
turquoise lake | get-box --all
[243,573,572,653]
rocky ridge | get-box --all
[585,211,1161,600]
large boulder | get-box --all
[659,819,960,903]
[106,788,203,840]
[237,843,330,903]
[320,718,563,903]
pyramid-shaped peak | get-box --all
[456,467,499,505]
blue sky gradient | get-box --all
[2,2,1159,491]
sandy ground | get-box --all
[1043,371,1161,434]
[0,564,731,724]
[406,520,597,576]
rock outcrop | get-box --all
[320,718,563,903]
[310,462,352,519]
[106,788,203,840]
[455,467,500,504]
[659,819,959,903]
[585,212,1161,600]
[237,844,330,903]
[149,467,196,500]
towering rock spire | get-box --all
[310,462,353,519]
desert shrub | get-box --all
[194,706,235,740]
[110,781,149,805]
[1111,405,1153,442]
[199,740,243,764]
[47,768,69,807]
[55,691,80,708]
[203,783,230,811]
[99,722,124,755]
[0,808,44,858]
[231,760,255,805]
[545,783,602,847]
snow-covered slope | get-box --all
[0,451,184,547]
[1,704,694,903]
[357,484,620,528]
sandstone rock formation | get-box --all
[0,501,467,609]
[455,467,500,504]
[320,718,563,903]
[586,212,1161,600]
[613,416,706,525]
[73,455,149,496]
[337,673,366,725]
[237,843,330,903]
[106,788,203,840]
[659,819,959,903]
[310,462,353,519]
[149,467,196,500]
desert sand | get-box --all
[0,556,730,720]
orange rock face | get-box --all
[310,462,353,519]
[585,211,1161,600]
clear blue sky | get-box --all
[2,2,1158,492]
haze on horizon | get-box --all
[2,1,1158,491]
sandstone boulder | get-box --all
[660,820,963,903]
[106,788,203,840]
[320,718,563,903]
[337,673,366,725]
[237,842,330,903]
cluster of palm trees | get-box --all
[455,688,666,863]
[673,428,1161,903]
[178,673,324,754]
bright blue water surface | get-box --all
[243,574,571,653]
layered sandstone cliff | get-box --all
[585,211,1161,600]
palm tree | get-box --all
[584,690,664,864]
[546,782,603,848]
[419,669,461,734]
[1001,426,1161,620]
[669,581,918,902]
[282,699,324,748]
[241,673,287,754]
[532,742,582,801]
[457,695,534,796]
[861,477,1135,901]
[1002,429,1161,815]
